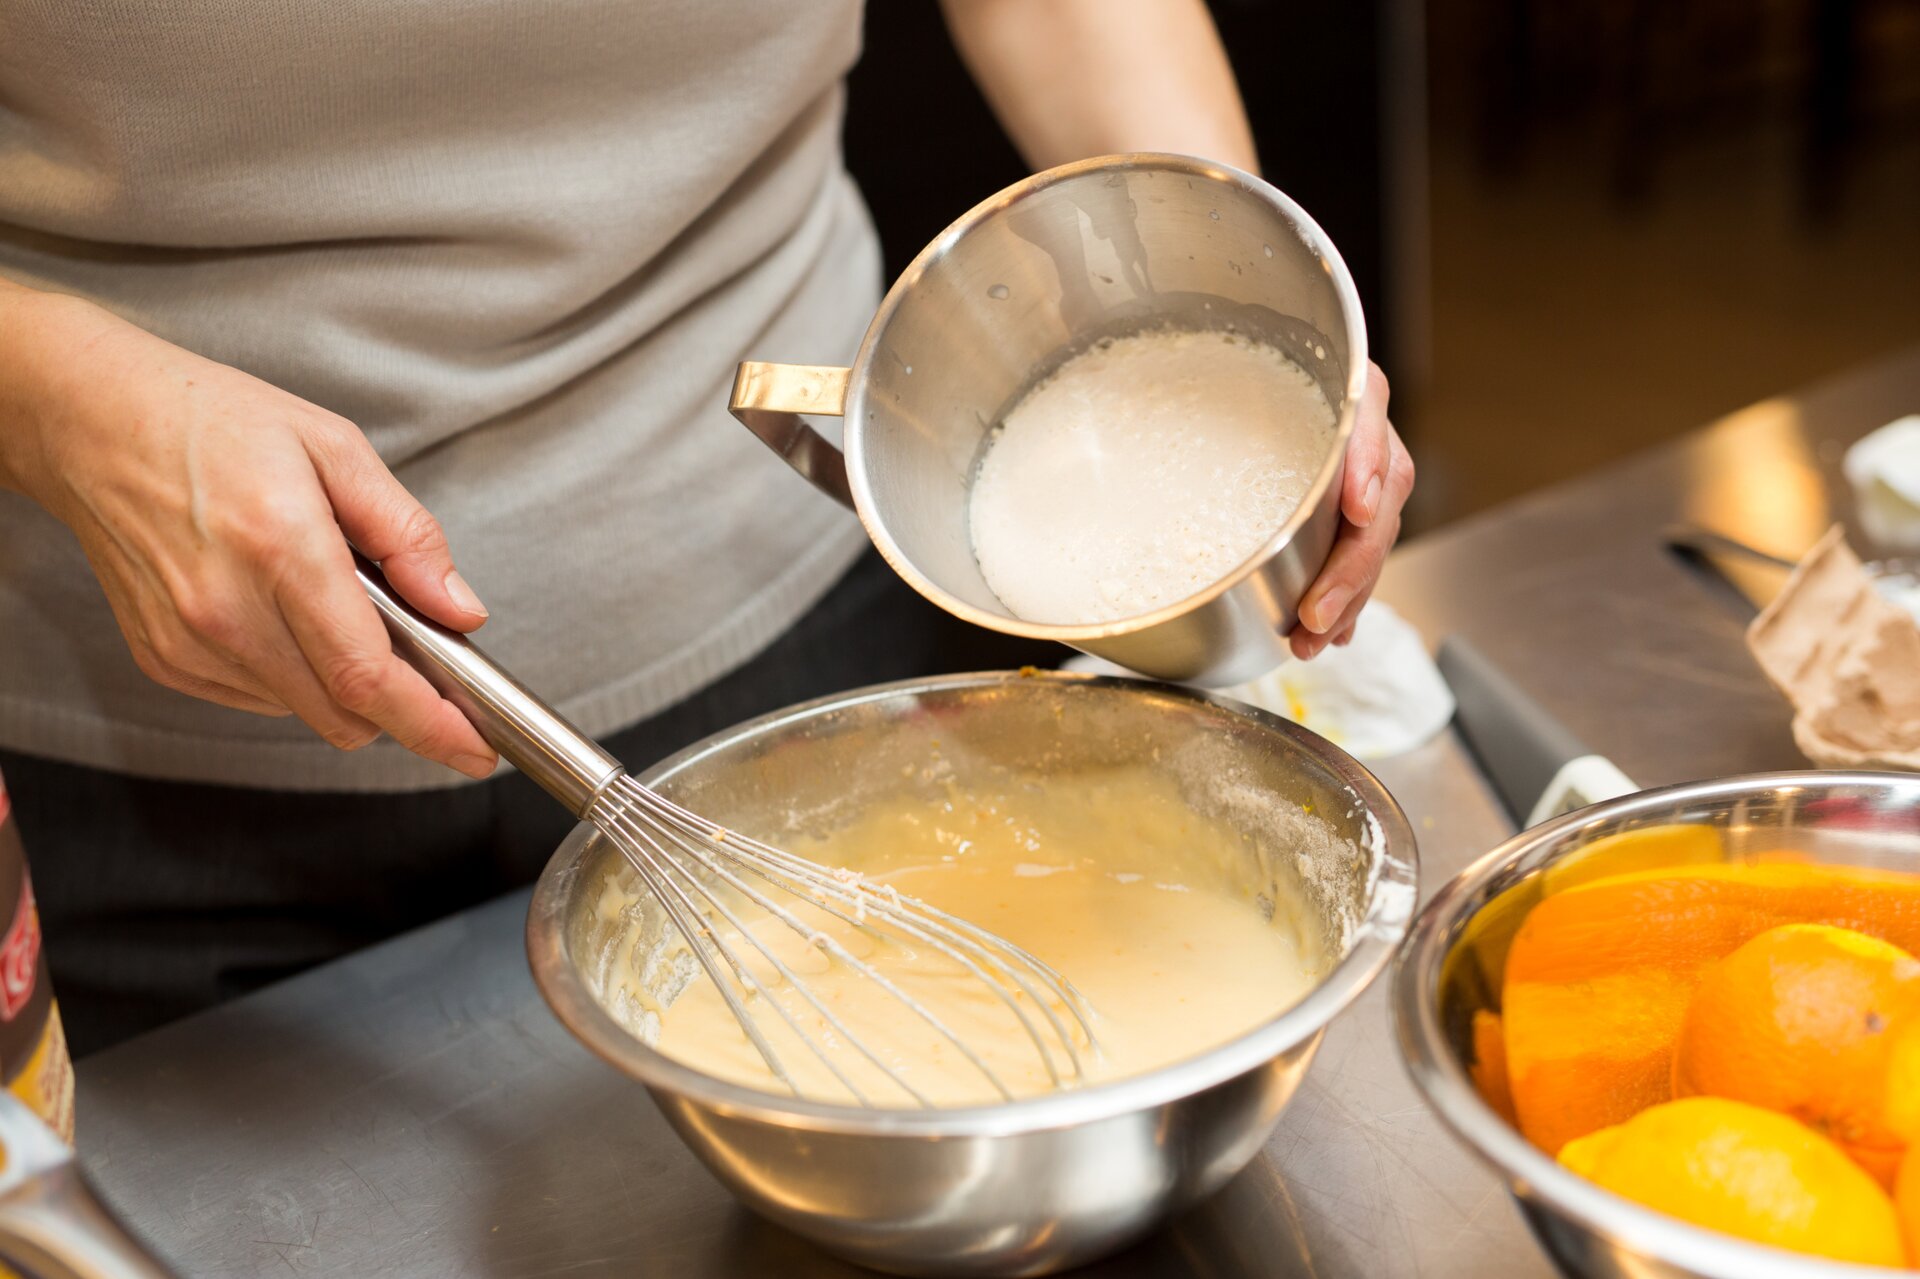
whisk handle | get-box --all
[354,555,623,816]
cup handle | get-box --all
[729,363,854,509]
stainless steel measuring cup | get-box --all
[731,153,1368,686]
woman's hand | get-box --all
[0,287,498,777]
[1290,362,1413,660]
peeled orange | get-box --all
[1557,1097,1906,1266]
[1671,923,1920,1186]
[1500,861,1920,1156]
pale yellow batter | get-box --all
[640,768,1326,1107]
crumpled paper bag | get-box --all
[1747,525,1920,771]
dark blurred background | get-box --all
[845,1,1920,534]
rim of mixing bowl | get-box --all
[843,152,1369,642]
[528,670,1417,1137]
[1392,771,1920,1279]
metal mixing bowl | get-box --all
[1393,771,1920,1279]
[528,671,1417,1276]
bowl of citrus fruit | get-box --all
[1394,771,1920,1277]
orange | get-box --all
[1557,1097,1906,1266]
[1500,861,1920,1156]
[1672,923,1920,1186]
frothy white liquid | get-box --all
[969,329,1336,625]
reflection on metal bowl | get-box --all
[529,671,1416,1276]
[1394,771,1920,1279]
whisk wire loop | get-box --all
[600,816,805,1097]
[596,791,928,1105]
[590,776,1101,1105]
[635,785,1103,1041]
[689,832,1081,1089]
[598,783,1028,1103]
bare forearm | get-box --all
[0,277,53,492]
[941,0,1257,174]
[0,279,112,497]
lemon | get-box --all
[1557,1097,1906,1266]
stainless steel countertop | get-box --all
[73,348,1920,1277]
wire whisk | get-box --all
[357,557,1099,1105]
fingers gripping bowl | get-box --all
[1393,772,1920,1279]
[528,672,1416,1276]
